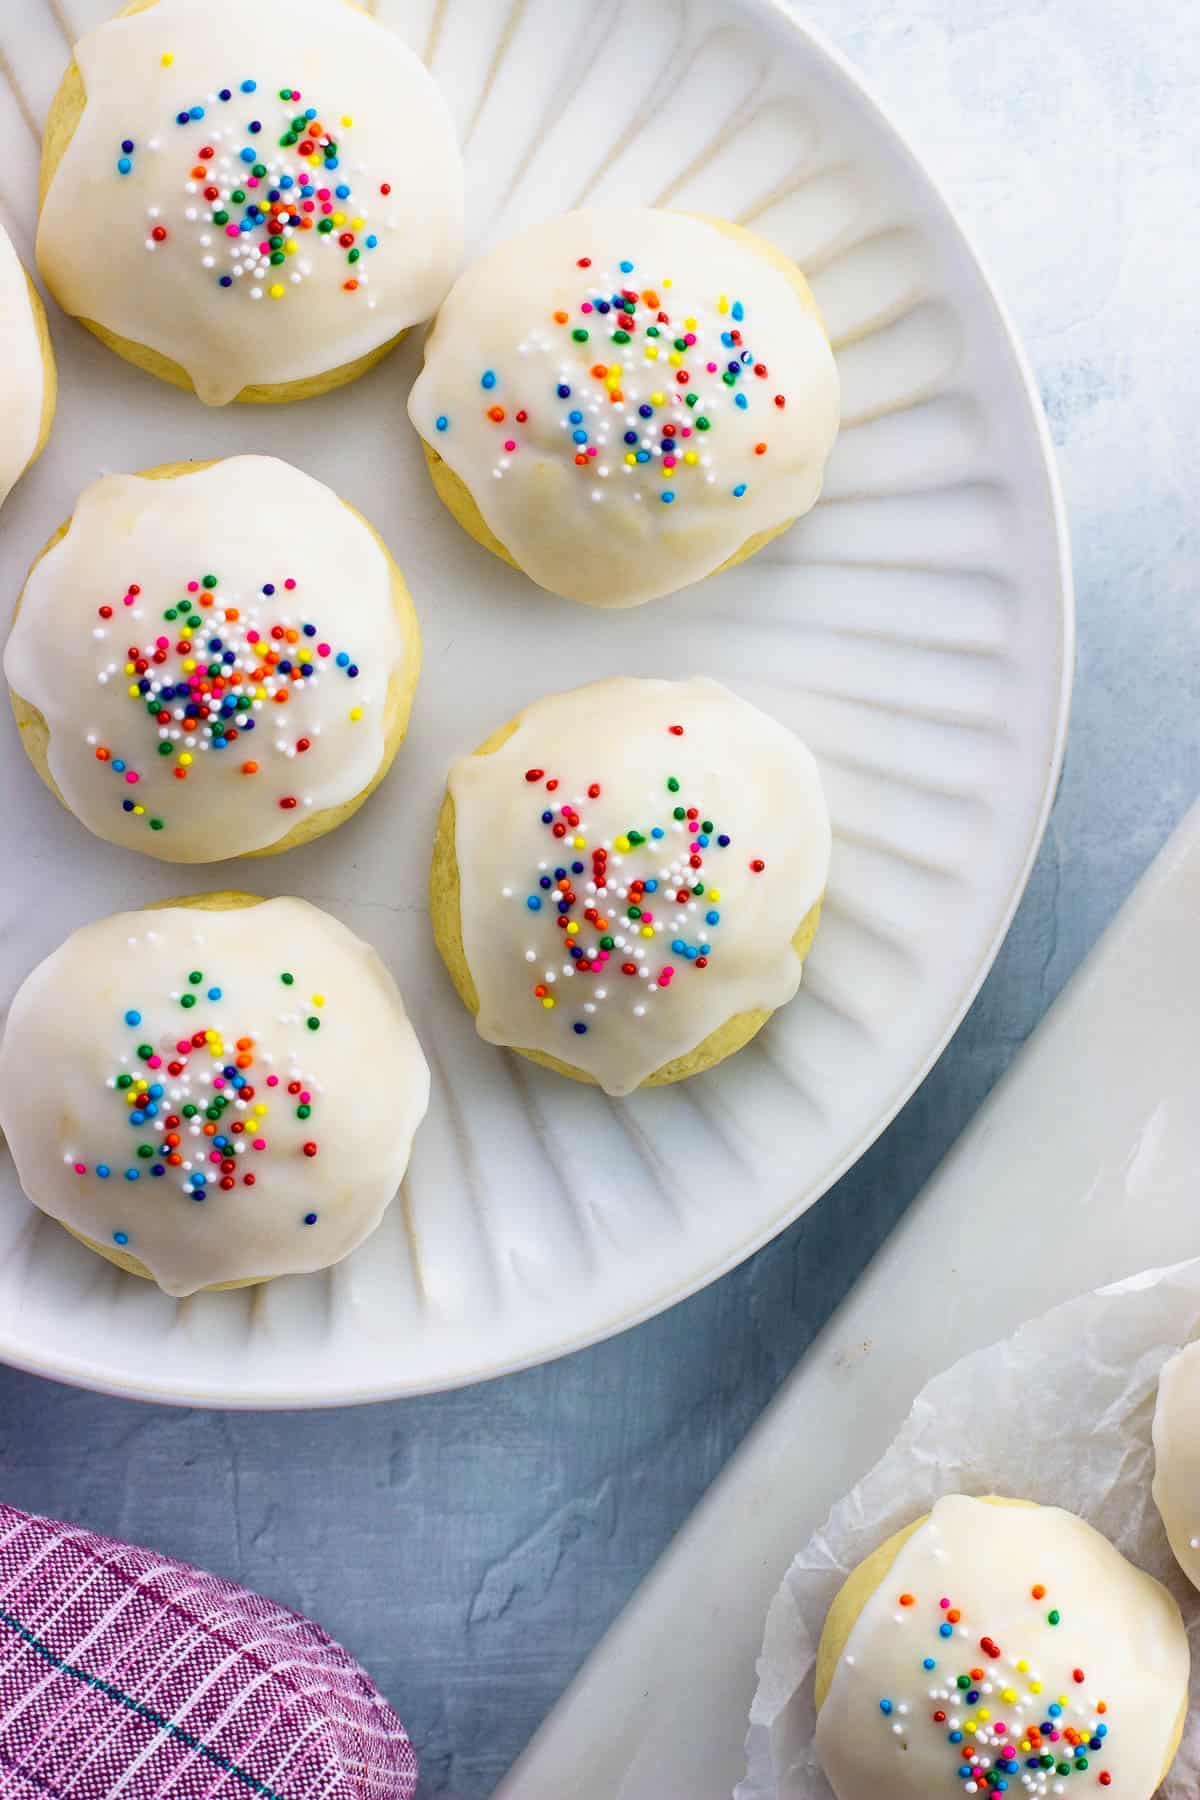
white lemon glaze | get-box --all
[0,898,430,1296]
[448,676,830,1095]
[5,456,409,862]
[37,0,463,404]
[816,1496,1189,1800]
[408,207,840,607]
[1153,1340,1200,1592]
[0,225,46,505]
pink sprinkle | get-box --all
[939,1598,950,1610]
[504,439,516,452]
[663,456,676,470]
[187,582,199,593]
[123,593,135,606]
[317,188,331,200]
[684,332,696,345]
[247,176,259,188]
[317,642,331,657]
[284,578,296,590]
[176,1039,191,1053]
[266,1075,279,1087]
[125,771,139,784]
[581,302,593,313]
[660,967,674,985]
[586,445,598,458]
[321,203,332,215]
[302,200,315,213]
[146,1055,162,1070]
[212,1077,225,1090]
[247,629,259,644]
[209,1150,222,1164]
[641,911,654,924]
[253,1137,267,1151]
[706,361,718,373]
[300,1090,311,1104]
[73,1162,86,1175]
[156,636,169,650]
[259,243,271,257]
[225,224,240,237]
[681,426,692,438]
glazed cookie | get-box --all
[814,1495,1189,1800]
[0,894,430,1296]
[1153,1339,1200,1592]
[0,222,57,506]
[430,677,830,1096]
[407,206,840,607]
[37,0,463,405]
[5,455,419,862]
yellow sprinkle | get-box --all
[284,240,298,257]
[684,451,698,465]
[1016,1661,1029,1674]
[541,996,555,1009]
[124,662,135,675]
[684,315,697,330]
[160,51,174,67]
[605,373,621,390]
[312,994,325,1008]
[718,294,729,314]
[644,346,658,361]
[614,834,631,853]
[349,706,363,722]
[350,215,364,229]
[132,805,144,815]
[963,1722,977,1737]
[127,684,140,698]
[625,452,637,465]
[978,1709,990,1723]
[125,1093,137,1106]
[1002,1689,1017,1704]
[341,114,354,127]
[668,351,683,367]
[1057,1696,1068,1708]
[255,685,267,700]
[1019,1740,1032,1753]
[1030,1681,1043,1695]
[650,391,665,406]
[178,752,192,767]
[255,1104,268,1118]
[268,284,285,299]
[332,211,345,226]
[183,659,197,674]
[709,887,721,902]
[663,277,672,288]
[640,926,654,939]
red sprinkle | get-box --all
[279,795,298,810]
[750,859,766,873]
[525,769,544,783]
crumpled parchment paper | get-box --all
[737,1258,1200,1800]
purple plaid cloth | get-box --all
[0,1502,417,1799]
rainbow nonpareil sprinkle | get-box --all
[444,250,788,511]
[869,1583,1116,1794]
[119,75,390,302]
[88,573,362,836]
[505,721,766,1042]
[66,967,327,1243]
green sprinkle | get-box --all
[269,251,285,265]
[673,337,688,352]
[722,371,736,385]
[571,328,589,342]
[156,742,173,757]
[182,1104,198,1118]
[611,329,630,344]
[1048,1610,1061,1626]
[116,1074,133,1090]
[252,163,267,178]
[673,806,686,821]
[317,218,334,234]
[696,416,710,430]
[956,1676,971,1691]
[685,392,698,407]
[1057,1765,1071,1778]
[646,326,659,338]
[149,819,164,831]
[280,972,294,986]
[189,971,203,985]
[627,907,642,921]
[702,819,713,833]
[667,777,680,792]
[137,1145,154,1159]
[306,1017,320,1031]
[136,1044,153,1060]
[212,210,229,226]
[164,608,178,621]
[187,614,201,629]
[231,189,246,204]
[180,994,196,1010]
[347,248,360,263]
[296,1103,311,1119]
[599,935,614,951]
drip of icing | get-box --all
[37,0,463,404]
[0,225,45,505]
[447,677,830,1095]
[1153,1340,1200,1594]
[4,456,409,862]
[0,898,430,1296]
[408,208,840,606]
[815,1496,1188,1800]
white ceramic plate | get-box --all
[0,0,1070,1406]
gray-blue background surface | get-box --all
[1,2,1196,1794]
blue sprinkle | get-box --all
[731,300,744,321]
[635,449,650,464]
[651,827,664,839]
[280,174,294,189]
[699,943,711,956]
[435,417,449,439]
[638,403,652,418]
[721,331,734,347]
[129,1112,144,1127]
[207,987,221,1001]
[879,1699,893,1716]
[923,1658,936,1671]
[175,112,190,126]
[624,431,638,445]
[113,1231,129,1246]
[148,1084,163,1099]
[189,105,204,120]
[572,429,588,445]
[706,910,720,926]
[541,810,553,824]
[96,1166,110,1180]
[949,1731,963,1744]
[303,1212,318,1226]
[732,483,747,498]
[335,183,350,199]
[672,939,687,954]
[124,1009,141,1026]
[568,409,583,424]
[335,651,350,667]
[150,1165,165,1177]
[365,234,378,248]
[571,861,584,874]
[619,258,634,273]
[939,1623,953,1638]
[526,896,542,912]
[347,664,359,678]
[325,156,339,170]
[113,758,126,773]
[1096,1727,1108,1739]
[741,350,753,365]
[660,490,675,504]
[644,879,658,892]
[966,1691,979,1705]
[573,1022,588,1035]
[557,383,571,398]
[1048,1704,1062,1719]
[305,108,317,121]
[718,833,731,846]
[481,370,497,389]
[122,800,134,813]
[697,833,710,847]
[303,623,316,636]
[539,876,552,890]
[241,79,256,93]
[219,89,232,101]
[686,946,698,961]
[117,156,133,175]
[735,393,749,410]
[595,299,610,314]
[248,120,261,134]
[240,146,256,163]
[124,1169,139,1182]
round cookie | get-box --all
[407,206,840,607]
[1152,1338,1200,1592]
[430,676,830,1096]
[0,893,430,1296]
[0,222,57,506]
[814,1494,1189,1800]
[4,455,420,863]
[36,0,463,406]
